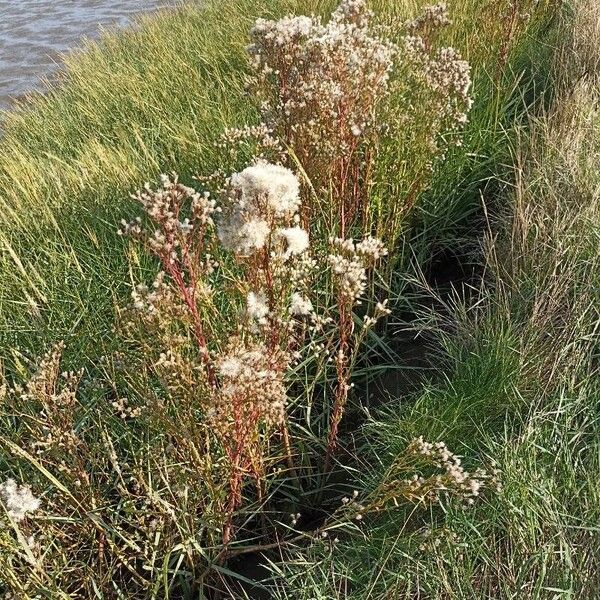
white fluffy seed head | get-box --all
[219,162,302,255]
[0,479,40,522]
[246,290,270,322]
[231,162,301,217]
[290,292,314,316]
[279,226,310,256]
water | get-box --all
[0,0,177,110]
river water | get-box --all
[0,0,177,110]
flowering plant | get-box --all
[0,3,489,597]
[119,158,389,543]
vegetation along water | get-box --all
[0,0,598,598]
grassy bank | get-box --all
[0,0,557,368]
[275,80,600,599]
[1,0,597,598]
[273,3,600,597]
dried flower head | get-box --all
[407,2,451,32]
[231,162,301,217]
[0,479,41,522]
[219,162,301,254]
[328,236,388,302]
[279,226,310,257]
[402,32,473,147]
[246,290,270,323]
[290,292,314,316]
[248,0,397,213]
[214,340,288,430]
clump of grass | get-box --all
[270,5,600,596]
[0,0,589,598]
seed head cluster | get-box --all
[328,236,388,302]
[404,436,486,504]
[402,10,473,151]
[407,2,451,32]
[279,226,310,257]
[10,343,84,459]
[0,479,41,522]
[121,174,218,263]
[290,291,314,316]
[248,0,397,173]
[214,340,288,431]
[338,436,496,524]
[219,162,303,254]
[246,290,270,324]
[363,436,493,515]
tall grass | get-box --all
[272,3,600,597]
[0,0,594,597]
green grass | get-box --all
[0,0,558,370]
[272,18,600,596]
[0,0,270,368]
[1,0,598,597]
[275,381,600,598]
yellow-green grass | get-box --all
[0,0,594,596]
[0,0,558,372]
